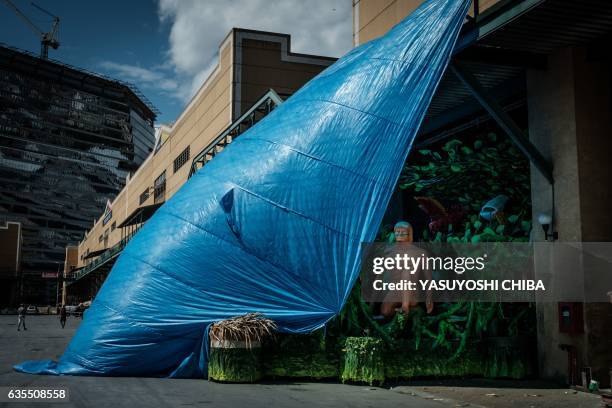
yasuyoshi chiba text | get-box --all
[372,279,546,291]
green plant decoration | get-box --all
[340,337,385,385]
[484,336,535,379]
[208,347,262,382]
[400,133,530,213]
[263,332,339,379]
[385,339,485,379]
[371,131,536,377]
[207,313,275,382]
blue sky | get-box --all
[0,0,352,124]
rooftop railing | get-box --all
[189,89,284,178]
[66,239,127,283]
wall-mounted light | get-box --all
[537,213,558,241]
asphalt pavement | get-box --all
[0,315,602,408]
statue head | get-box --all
[394,221,413,243]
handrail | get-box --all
[188,89,283,178]
[67,239,127,283]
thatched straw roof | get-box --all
[210,313,277,349]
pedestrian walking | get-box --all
[17,304,27,331]
[59,305,67,328]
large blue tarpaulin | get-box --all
[16,0,470,377]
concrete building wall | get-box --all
[573,48,612,243]
[234,31,336,117]
[70,29,334,271]
[572,46,612,387]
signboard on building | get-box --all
[41,272,58,279]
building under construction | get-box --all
[0,44,157,306]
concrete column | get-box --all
[528,46,612,385]
[528,46,583,383]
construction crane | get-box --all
[1,0,60,59]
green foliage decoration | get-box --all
[340,337,385,385]
[484,336,536,379]
[371,131,536,376]
[385,339,485,379]
[400,133,530,214]
[263,332,339,379]
[208,347,262,382]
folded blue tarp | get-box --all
[15,0,470,377]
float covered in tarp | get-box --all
[15,0,470,377]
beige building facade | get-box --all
[353,0,500,46]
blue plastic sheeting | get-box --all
[15,0,470,377]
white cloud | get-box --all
[100,1,352,120]
[99,61,179,92]
[157,0,352,101]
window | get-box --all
[139,188,150,205]
[173,146,190,173]
[111,222,116,231]
[103,209,112,225]
[102,201,112,225]
[154,170,166,204]
[98,235,103,243]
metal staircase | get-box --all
[188,89,283,178]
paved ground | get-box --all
[0,315,603,408]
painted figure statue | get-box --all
[380,221,433,317]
